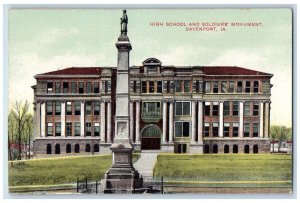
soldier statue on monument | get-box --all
[120,10,128,35]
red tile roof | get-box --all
[37,67,102,76]
[202,66,272,76]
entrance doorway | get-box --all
[141,125,161,150]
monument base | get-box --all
[101,143,143,193]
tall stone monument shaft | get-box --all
[101,10,143,193]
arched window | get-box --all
[213,144,218,153]
[75,144,80,153]
[46,144,52,154]
[141,125,161,138]
[244,145,250,154]
[66,144,71,153]
[85,144,91,152]
[204,144,210,154]
[253,144,259,154]
[94,144,100,152]
[55,144,60,154]
[233,144,238,153]
[224,145,229,153]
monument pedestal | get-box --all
[101,143,143,193]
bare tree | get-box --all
[277,126,289,152]
[23,114,33,159]
[11,101,30,160]
[8,110,17,160]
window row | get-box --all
[204,101,260,117]
[204,122,259,137]
[203,144,259,154]
[46,122,100,137]
[46,81,111,94]
[139,80,193,94]
[46,101,100,116]
[46,143,100,154]
[142,101,191,116]
[204,80,260,94]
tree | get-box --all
[10,100,30,160]
[270,126,280,153]
[23,114,33,159]
[8,110,17,160]
[277,126,289,152]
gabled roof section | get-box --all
[202,66,272,76]
[36,67,102,76]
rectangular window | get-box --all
[244,102,251,116]
[63,82,69,93]
[75,122,80,136]
[233,123,239,137]
[204,123,210,137]
[221,81,227,93]
[233,101,239,116]
[245,81,251,93]
[75,101,81,115]
[212,122,219,137]
[94,122,100,136]
[142,81,147,93]
[71,82,76,94]
[94,82,99,93]
[47,82,53,93]
[142,102,161,115]
[175,102,190,116]
[55,82,61,93]
[223,101,230,116]
[85,101,92,115]
[184,80,190,92]
[204,102,210,116]
[213,81,219,93]
[66,102,72,115]
[254,81,259,93]
[253,123,259,137]
[149,81,155,93]
[157,81,162,93]
[212,102,219,116]
[229,81,235,93]
[66,122,72,136]
[46,102,53,115]
[205,81,211,93]
[55,122,61,136]
[94,101,100,115]
[47,123,53,136]
[175,122,190,137]
[175,80,182,92]
[86,82,92,93]
[224,123,230,137]
[237,81,243,93]
[79,82,84,94]
[244,123,250,137]
[253,102,259,116]
[55,102,61,115]
[85,122,91,136]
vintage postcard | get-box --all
[6,7,293,197]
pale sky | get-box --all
[8,9,292,127]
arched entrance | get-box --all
[204,145,210,154]
[253,144,259,154]
[224,145,229,153]
[141,125,161,150]
[213,144,218,153]
[244,145,250,154]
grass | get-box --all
[154,154,292,187]
[9,154,140,187]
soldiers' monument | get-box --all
[101,10,143,193]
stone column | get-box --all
[107,101,112,143]
[80,101,85,137]
[264,101,270,138]
[130,101,134,142]
[40,102,45,137]
[219,101,224,138]
[135,100,141,143]
[61,101,66,137]
[260,101,264,138]
[36,102,41,137]
[239,101,244,138]
[169,101,174,143]
[191,100,196,143]
[162,100,167,143]
[198,101,203,144]
[101,101,106,142]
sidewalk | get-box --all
[133,153,158,181]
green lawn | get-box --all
[154,154,292,187]
[9,154,139,187]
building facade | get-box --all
[32,58,273,157]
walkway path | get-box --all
[133,152,158,181]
